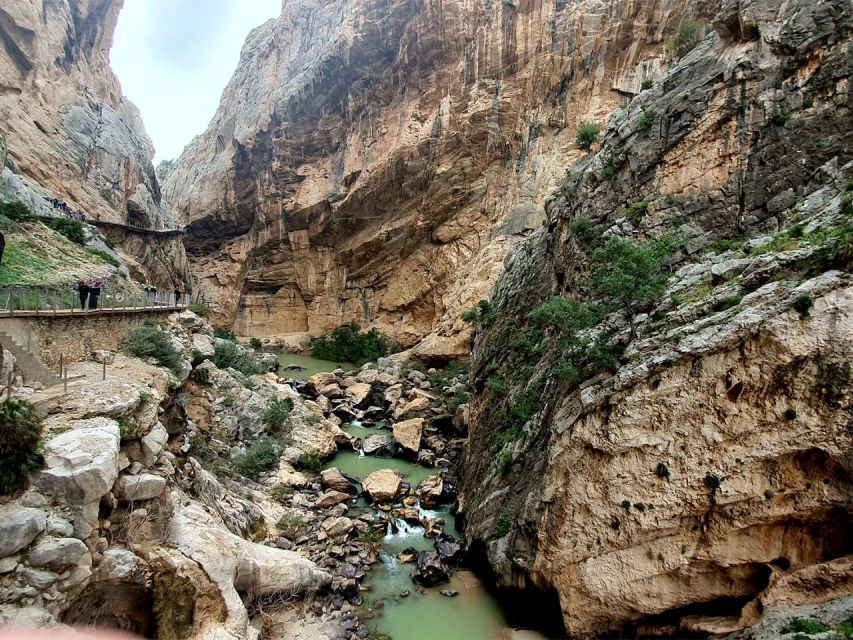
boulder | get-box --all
[452,403,469,434]
[0,506,46,557]
[307,372,339,395]
[417,474,444,508]
[362,434,397,457]
[140,422,168,467]
[316,490,351,508]
[411,550,449,587]
[345,382,372,406]
[36,419,120,537]
[23,568,59,589]
[384,384,403,405]
[92,549,151,584]
[434,534,463,564]
[29,537,88,570]
[362,469,402,503]
[320,467,359,494]
[258,352,280,372]
[393,417,424,455]
[417,450,436,467]
[91,350,115,365]
[114,473,167,501]
[393,397,430,419]
[356,369,379,385]
[320,516,354,538]
[191,333,216,359]
[45,516,74,537]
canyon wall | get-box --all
[459,0,853,636]
[0,0,189,286]
[166,0,716,355]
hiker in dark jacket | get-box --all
[88,280,101,309]
[76,281,89,309]
[174,287,182,306]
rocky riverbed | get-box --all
[0,309,508,640]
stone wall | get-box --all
[0,311,176,369]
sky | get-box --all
[111,0,281,163]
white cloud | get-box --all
[111,0,280,162]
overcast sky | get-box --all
[111,0,280,163]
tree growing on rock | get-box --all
[575,123,601,151]
[589,235,677,338]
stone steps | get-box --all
[0,330,60,387]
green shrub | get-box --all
[497,450,513,475]
[296,450,325,474]
[311,322,389,364]
[122,325,182,372]
[633,502,646,512]
[88,249,119,267]
[783,618,830,635]
[485,376,508,397]
[641,79,653,90]
[575,123,600,151]
[492,508,512,539]
[214,328,236,341]
[625,198,652,223]
[212,341,263,376]
[271,484,294,502]
[234,437,279,480]
[528,297,599,333]
[103,237,117,249]
[621,500,631,510]
[841,193,853,217]
[47,218,86,245]
[637,108,656,133]
[277,512,309,540]
[764,489,775,500]
[784,408,798,421]
[792,294,813,317]
[462,299,498,327]
[188,302,208,317]
[655,462,670,479]
[264,398,293,434]
[0,199,36,222]
[192,367,210,384]
[705,474,723,492]
[570,217,604,248]
[249,337,263,350]
[0,399,44,495]
[671,19,708,58]
[708,238,742,254]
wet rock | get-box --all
[397,547,418,563]
[321,467,359,494]
[411,551,449,587]
[417,474,444,508]
[114,473,167,501]
[392,417,424,455]
[440,589,459,597]
[29,537,88,571]
[417,449,436,467]
[0,506,46,557]
[362,469,402,503]
[434,534,463,564]
[362,434,397,457]
[332,404,359,423]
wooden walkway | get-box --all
[3,304,188,318]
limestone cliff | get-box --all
[459,0,853,636]
[0,0,189,286]
[166,0,715,355]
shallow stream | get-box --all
[275,352,352,379]
[322,421,509,640]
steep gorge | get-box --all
[166,0,717,358]
[0,0,189,287]
[459,0,853,636]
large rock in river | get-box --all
[393,418,424,455]
[362,469,402,504]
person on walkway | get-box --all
[76,281,89,309]
[174,287,182,306]
[88,280,101,309]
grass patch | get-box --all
[277,512,309,539]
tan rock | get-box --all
[393,397,430,419]
[392,418,424,455]
[315,491,351,508]
[417,475,444,508]
[345,382,372,406]
[320,467,357,494]
[362,469,402,504]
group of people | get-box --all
[75,280,103,310]
[46,197,88,221]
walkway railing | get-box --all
[0,286,190,316]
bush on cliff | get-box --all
[575,123,600,151]
[122,325,182,373]
[0,199,36,223]
[671,19,708,58]
[311,322,389,365]
[212,340,264,376]
[47,218,86,245]
[234,437,279,480]
[0,399,44,495]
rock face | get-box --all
[165,0,712,353]
[459,1,853,637]
[0,0,189,287]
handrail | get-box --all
[0,286,190,316]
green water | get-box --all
[274,352,352,379]
[345,420,388,441]
[323,444,508,640]
[326,451,436,487]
